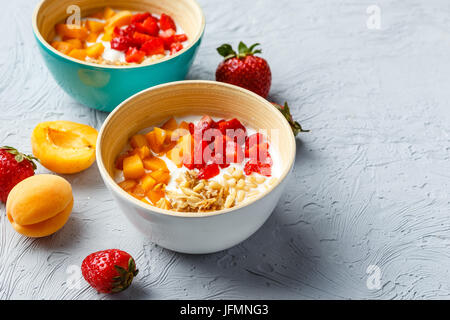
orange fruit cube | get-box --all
[150,169,171,184]
[104,7,116,19]
[123,154,145,179]
[147,190,165,204]
[55,24,88,40]
[166,147,183,167]
[131,184,145,198]
[86,20,105,33]
[86,43,104,58]
[65,38,83,49]
[118,179,137,191]
[136,146,150,159]
[51,41,74,55]
[68,49,87,61]
[161,117,178,131]
[130,134,148,148]
[101,26,115,41]
[86,32,99,43]
[140,174,156,192]
[143,156,169,172]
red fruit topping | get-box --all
[114,25,136,38]
[197,163,220,180]
[111,36,136,52]
[188,122,195,135]
[125,47,146,63]
[131,12,151,24]
[159,13,177,31]
[81,249,138,294]
[170,42,183,55]
[244,161,272,177]
[216,42,272,98]
[159,28,176,50]
[133,31,152,45]
[0,146,37,202]
[141,37,165,55]
[174,34,188,43]
[135,16,159,36]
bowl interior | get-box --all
[98,81,296,216]
[34,0,204,62]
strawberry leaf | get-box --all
[1,146,38,170]
[272,102,310,136]
[217,44,236,60]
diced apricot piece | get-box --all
[65,38,83,49]
[31,121,98,174]
[130,134,148,148]
[179,121,190,131]
[51,41,74,54]
[129,184,145,198]
[140,174,156,192]
[143,156,169,172]
[55,24,88,40]
[123,154,145,179]
[147,190,165,204]
[162,117,178,131]
[153,127,169,145]
[105,10,132,29]
[150,169,171,184]
[86,43,104,59]
[136,146,150,159]
[104,7,116,19]
[118,179,137,191]
[86,20,105,33]
[101,26,115,41]
[86,32,99,43]
[166,147,183,167]
[68,49,87,61]
[145,131,160,153]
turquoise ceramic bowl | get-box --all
[32,0,205,112]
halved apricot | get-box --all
[105,10,132,29]
[31,121,98,174]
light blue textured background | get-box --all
[0,0,449,299]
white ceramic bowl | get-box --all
[96,80,296,254]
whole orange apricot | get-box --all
[31,121,98,174]
[6,174,73,237]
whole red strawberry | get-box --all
[81,249,138,294]
[0,146,37,202]
[216,42,272,98]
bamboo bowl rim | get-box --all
[97,80,296,218]
[32,0,205,69]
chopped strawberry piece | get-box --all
[135,17,159,36]
[174,34,188,43]
[170,42,183,54]
[125,47,146,63]
[111,36,137,52]
[244,161,272,177]
[133,31,152,45]
[188,122,195,135]
[131,12,151,24]
[197,163,220,180]
[159,28,176,50]
[141,37,165,55]
[114,25,136,38]
[159,13,177,31]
